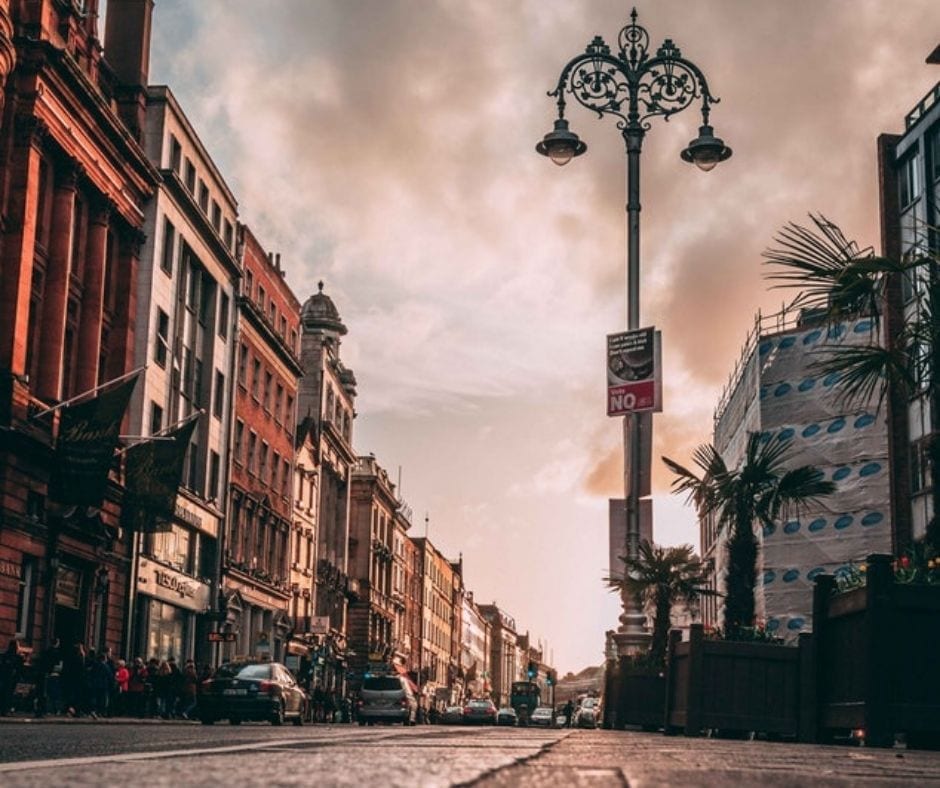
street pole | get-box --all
[538,7,731,654]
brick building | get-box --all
[222,228,302,662]
[0,0,156,658]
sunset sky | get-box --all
[145,1,939,674]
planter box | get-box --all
[603,657,665,730]
[664,623,813,740]
[813,553,940,748]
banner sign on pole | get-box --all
[51,377,139,506]
[123,416,200,532]
[607,327,662,416]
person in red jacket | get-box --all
[127,658,148,717]
[113,660,130,717]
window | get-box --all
[223,220,234,251]
[184,158,195,193]
[218,293,229,340]
[211,200,221,232]
[238,343,248,387]
[160,218,175,275]
[273,451,281,488]
[198,180,209,212]
[274,384,284,424]
[282,459,290,498]
[252,360,261,400]
[289,330,297,355]
[248,431,257,476]
[260,442,269,482]
[898,151,921,209]
[911,439,933,494]
[285,395,294,432]
[16,557,38,643]
[269,302,276,325]
[245,270,253,299]
[186,439,200,494]
[169,135,182,172]
[193,358,204,408]
[931,130,940,183]
[263,371,273,412]
[150,402,163,435]
[258,285,266,311]
[209,451,220,502]
[279,315,287,339]
[154,309,169,367]
[234,419,244,465]
[213,370,225,419]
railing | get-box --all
[905,81,940,130]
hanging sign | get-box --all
[607,327,662,416]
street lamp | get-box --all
[538,8,730,652]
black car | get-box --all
[199,661,308,726]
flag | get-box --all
[123,416,200,532]
[50,376,138,506]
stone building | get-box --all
[478,604,518,707]
[124,84,239,665]
[0,0,156,658]
[346,455,398,687]
[400,521,423,682]
[412,536,460,704]
[460,591,491,700]
[222,227,302,663]
[297,282,356,693]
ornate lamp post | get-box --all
[538,8,731,652]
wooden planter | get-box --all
[664,623,813,740]
[602,657,665,729]
[813,553,940,748]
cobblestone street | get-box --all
[1,721,940,787]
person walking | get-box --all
[87,652,113,719]
[127,658,148,717]
[0,639,23,716]
[113,660,129,717]
[37,639,63,717]
[563,699,574,729]
[62,643,87,717]
[181,659,199,719]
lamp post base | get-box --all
[612,627,650,658]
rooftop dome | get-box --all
[301,281,347,335]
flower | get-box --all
[901,555,911,569]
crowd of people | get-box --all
[0,638,210,720]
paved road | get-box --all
[2,721,940,786]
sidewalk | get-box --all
[0,712,198,725]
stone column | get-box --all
[0,1,16,120]
[105,227,144,385]
[75,198,111,392]
[36,161,82,401]
[0,117,46,379]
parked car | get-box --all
[440,705,465,725]
[554,706,568,728]
[496,706,518,726]
[529,706,555,728]
[357,674,417,726]
[462,698,498,725]
[199,661,307,726]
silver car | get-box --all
[529,706,555,728]
[357,675,417,725]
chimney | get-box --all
[104,0,155,140]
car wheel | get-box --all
[229,717,241,726]
[271,703,285,726]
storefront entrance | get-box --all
[53,565,87,648]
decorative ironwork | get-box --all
[547,7,719,134]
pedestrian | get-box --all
[0,639,24,716]
[62,642,87,717]
[38,638,63,717]
[145,657,160,717]
[181,659,198,719]
[87,652,113,719]
[312,683,325,723]
[113,660,129,717]
[563,699,574,728]
[155,660,173,718]
[127,658,148,717]
[324,689,336,723]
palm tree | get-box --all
[607,540,711,668]
[663,433,835,639]
[762,214,940,553]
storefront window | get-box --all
[147,599,188,661]
[16,558,38,643]
[148,524,194,574]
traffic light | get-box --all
[527,661,537,679]
[546,671,555,686]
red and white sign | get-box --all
[607,327,662,416]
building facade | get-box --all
[297,283,356,693]
[0,0,156,659]
[125,85,239,665]
[877,55,940,550]
[412,536,459,705]
[347,455,398,686]
[460,592,491,699]
[221,228,302,662]
[478,604,518,707]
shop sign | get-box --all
[256,630,272,656]
[55,566,83,609]
[607,327,662,416]
[208,632,237,643]
[310,616,330,634]
[137,558,210,611]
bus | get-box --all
[509,680,541,724]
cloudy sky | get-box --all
[143,0,938,673]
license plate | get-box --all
[223,688,247,696]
